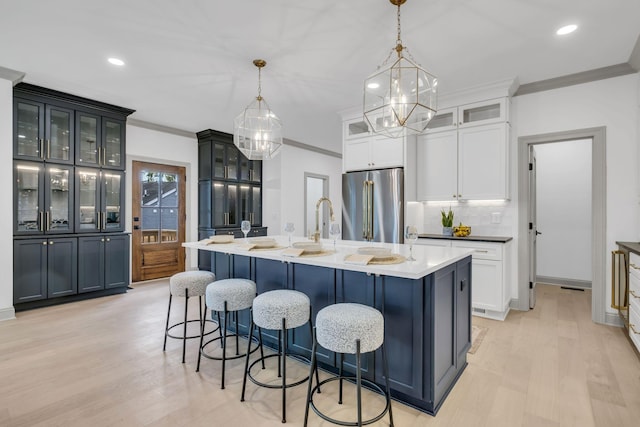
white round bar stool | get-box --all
[304,303,394,427]
[240,289,319,424]
[164,270,219,364]
[197,278,263,389]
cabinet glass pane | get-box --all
[141,207,159,243]
[251,161,261,182]
[16,164,41,232]
[78,115,98,165]
[240,185,250,222]
[462,103,500,124]
[252,186,261,225]
[227,146,238,179]
[348,120,369,137]
[427,112,454,129]
[213,182,226,226]
[239,156,250,181]
[103,172,121,229]
[47,167,71,231]
[213,143,225,179]
[16,102,41,157]
[48,109,71,161]
[104,120,122,168]
[228,184,237,226]
[198,180,211,228]
[78,169,98,230]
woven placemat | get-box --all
[300,249,336,257]
[367,254,406,265]
[250,245,287,251]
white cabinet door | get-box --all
[370,137,403,169]
[470,258,502,311]
[343,139,371,172]
[457,122,508,200]
[416,131,457,201]
[458,98,507,128]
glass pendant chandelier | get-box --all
[364,0,438,139]
[234,59,283,160]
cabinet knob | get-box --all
[106,238,111,242]
[453,194,457,198]
[101,238,105,242]
[49,241,53,245]
[42,241,47,245]
[458,194,462,198]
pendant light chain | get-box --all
[396,1,403,51]
[257,65,262,101]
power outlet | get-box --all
[491,212,502,224]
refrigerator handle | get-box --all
[362,181,369,240]
[368,180,374,240]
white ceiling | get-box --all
[1,0,639,153]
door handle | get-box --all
[536,230,542,235]
[460,279,466,291]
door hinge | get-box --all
[529,222,533,230]
[529,281,533,289]
[529,163,533,171]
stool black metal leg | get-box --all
[303,327,318,427]
[163,294,172,351]
[277,329,282,378]
[356,339,362,427]
[216,311,223,347]
[235,311,240,355]
[198,295,203,329]
[338,353,344,404]
[240,317,256,402]
[221,301,228,389]
[382,343,394,427]
[182,289,189,363]
[258,327,266,369]
[196,303,206,372]
[308,317,321,393]
[281,317,287,423]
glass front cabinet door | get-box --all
[14,162,74,235]
[75,168,124,232]
[76,114,125,170]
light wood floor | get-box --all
[1,282,639,426]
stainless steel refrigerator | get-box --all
[342,168,404,243]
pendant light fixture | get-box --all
[364,0,437,138]
[233,59,283,160]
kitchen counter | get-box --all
[419,233,513,243]
[616,241,640,255]
[183,236,473,415]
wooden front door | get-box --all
[132,161,186,282]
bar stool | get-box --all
[164,270,219,363]
[240,289,318,423]
[304,303,394,427]
[197,278,262,389]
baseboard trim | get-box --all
[604,312,624,327]
[0,306,16,321]
[536,276,592,289]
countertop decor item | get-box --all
[441,207,454,236]
[363,0,437,139]
[233,59,283,160]
[453,223,471,237]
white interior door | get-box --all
[529,146,539,308]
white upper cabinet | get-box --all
[343,116,371,141]
[344,135,404,172]
[417,97,510,201]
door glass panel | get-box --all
[104,120,122,168]
[214,143,225,179]
[47,167,71,231]
[48,109,71,161]
[213,182,225,226]
[141,171,159,242]
[78,169,98,230]
[16,102,40,157]
[252,186,261,225]
[240,185,250,222]
[159,172,178,243]
[227,146,238,179]
[103,172,121,229]
[78,115,98,165]
[228,184,237,226]
[16,164,41,232]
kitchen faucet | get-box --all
[313,197,335,243]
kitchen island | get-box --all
[184,237,473,415]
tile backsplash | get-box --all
[408,201,514,237]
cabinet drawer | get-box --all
[629,302,640,352]
[415,238,451,247]
[629,252,640,282]
[629,267,640,314]
[451,241,502,261]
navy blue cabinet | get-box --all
[78,234,130,293]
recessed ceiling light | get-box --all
[556,24,577,35]
[367,82,380,89]
[108,57,125,66]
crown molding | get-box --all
[127,118,196,139]
[629,34,640,71]
[0,66,25,84]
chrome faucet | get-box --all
[313,197,335,243]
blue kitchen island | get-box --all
[184,238,473,415]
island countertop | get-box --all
[183,236,472,280]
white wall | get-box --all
[263,145,342,239]
[514,73,639,316]
[125,125,199,269]
[535,139,592,282]
[0,77,14,320]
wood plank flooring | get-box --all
[1,282,639,426]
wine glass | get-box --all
[404,225,418,261]
[284,222,295,247]
[241,220,251,242]
[329,222,341,250]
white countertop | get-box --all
[183,236,473,280]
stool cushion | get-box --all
[170,271,216,297]
[253,290,310,330]
[206,278,256,312]
[316,303,384,354]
